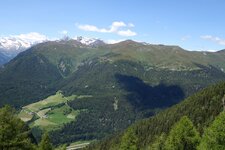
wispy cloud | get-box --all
[117,30,136,36]
[201,35,225,45]
[59,30,68,35]
[77,21,137,37]
[12,32,48,43]
[128,23,135,27]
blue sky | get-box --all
[1,0,225,51]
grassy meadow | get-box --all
[18,91,90,131]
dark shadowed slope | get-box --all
[88,82,225,150]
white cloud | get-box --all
[77,21,137,37]
[117,29,137,36]
[12,32,48,43]
[128,23,135,27]
[78,25,102,32]
[201,35,225,45]
[109,21,126,32]
[59,30,68,35]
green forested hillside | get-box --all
[0,40,225,145]
[1,40,225,108]
[0,50,63,108]
[48,58,225,144]
[88,82,225,149]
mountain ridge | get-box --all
[1,40,225,107]
[0,39,225,145]
[1,35,225,67]
[0,35,105,65]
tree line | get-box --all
[121,112,225,150]
[0,105,66,150]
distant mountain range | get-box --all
[0,35,105,65]
[0,33,46,64]
[1,34,225,67]
[0,38,225,145]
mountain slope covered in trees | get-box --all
[0,40,225,145]
[88,82,225,149]
[1,40,225,108]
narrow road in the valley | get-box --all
[67,143,90,150]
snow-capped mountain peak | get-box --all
[0,37,31,50]
[0,32,48,57]
[75,36,105,46]
[76,36,97,45]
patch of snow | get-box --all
[0,32,48,57]
[74,36,105,46]
[141,42,150,45]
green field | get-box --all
[18,110,34,122]
[23,91,76,112]
[18,91,91,131]
[46,105,79,124]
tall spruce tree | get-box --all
[38,132,53,150]
[148,133,166,150]
[120,127,138,150]
[0,105,35,150]
[165,116,200,150]
[198,112,225,150]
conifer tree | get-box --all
[120,127,138,150]
[0,105,35,150]
[198,112,225,150]
[149,133,166,150]
[38,132,53,150]
[165,116,200,150]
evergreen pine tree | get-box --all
[198,112,225,150]
[120,127,138,150]
[0,105,35,150]
[38,132,53,150]
[149,133,166,150]
[55,144,67,150]
[165,116,200,150]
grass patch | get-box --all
[33,118,56,126]
[37,108,51,117]
[18,110,33,122]
[19,91,89,131]
[47,105,79,124]
[23,91,76,112]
